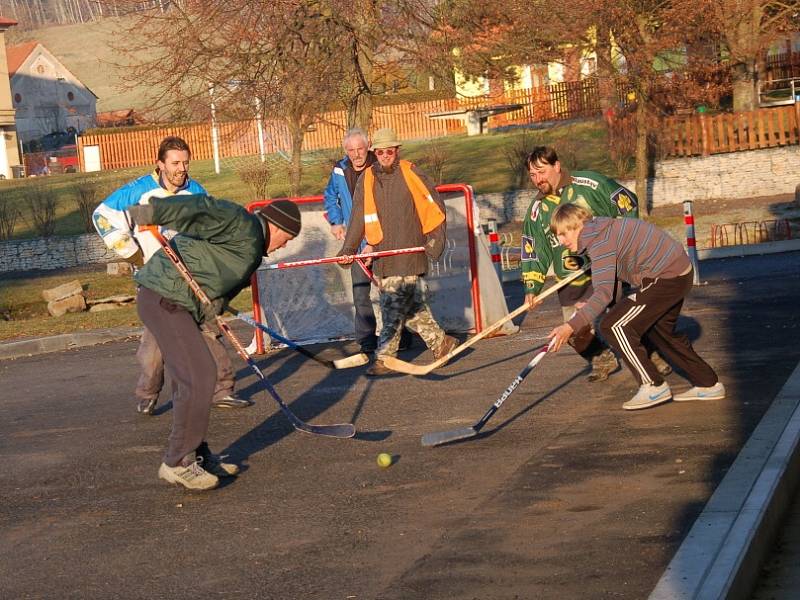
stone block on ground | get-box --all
[107,262,133,276]
[42,280,84,302]
[47,294,87,317]
[89,303,122,312]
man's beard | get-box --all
[380,162,396,174]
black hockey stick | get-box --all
[421,340,555,447]
[229,308,368,369]
[146,227,355,439]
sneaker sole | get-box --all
[622,394,672,411]
[212,400,254,409]
[158,465,219,490]
[673,393,725,402]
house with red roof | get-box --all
[0,15,21,178]
[6,40,97,145]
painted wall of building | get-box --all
[11,45,96,144]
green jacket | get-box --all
[521,169,639,296]
[134,195,265,323]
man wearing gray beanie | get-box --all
[128,194,301,490]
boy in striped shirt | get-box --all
[545,203,724,410]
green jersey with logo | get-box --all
[520,170,639,296]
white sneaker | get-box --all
[673,381,726,402]
[158,460,219,490]
[623,382,672,411]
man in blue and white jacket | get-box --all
[93,136,251,414]
[323,128,383,355]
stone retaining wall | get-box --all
[2,145,797,273]
[0,233,116,274]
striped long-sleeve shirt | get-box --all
[567,217,691,333]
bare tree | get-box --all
[711,1,799,111]
[111,0,355,194]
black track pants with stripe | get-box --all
[598,269,718,387]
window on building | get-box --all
[14,93,21,104]
[67,92,75,102]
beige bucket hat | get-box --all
[371,128,402,149]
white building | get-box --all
[0,16,21,178]
[7,41,97,144]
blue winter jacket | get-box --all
[323,157,355,227]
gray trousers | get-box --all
[137,287,215,467]
[135,325,235,404]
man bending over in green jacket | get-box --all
[128,194,301,490]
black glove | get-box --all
[127,204,155,226]
[202,297,227,324]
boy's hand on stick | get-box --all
[548,323,574,352]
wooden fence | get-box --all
[76,79,601,171]
[662,104,800,157]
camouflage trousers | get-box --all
[376,275,446,358]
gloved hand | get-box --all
[127,204,155,226]
[202,297,227,324]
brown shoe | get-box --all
[650,351,673,376]
[432,335,458,360]
[366,360,392,377]
[587,349,619,382]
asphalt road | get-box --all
[2,252,799,600]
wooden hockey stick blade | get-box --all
[421,426,479,447]
[332,352,370,369]
[383,266,587,376]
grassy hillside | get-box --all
[8,17,157,113]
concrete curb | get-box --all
[0,327,142,361]
[649,359,800,600]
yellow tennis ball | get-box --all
[377,453,392,468]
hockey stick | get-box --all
[356,258,383,290]
[421,339,556,447]
[147,228,355,439]
[226,308,367,368]
[383,266,588,376]
[264,246,424,270]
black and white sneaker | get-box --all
[196,444,239,477]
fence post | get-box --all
[486,218,503,280]
[683,200,701,285]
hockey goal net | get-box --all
[246,184,516,354]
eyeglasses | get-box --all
[374,147,397,156]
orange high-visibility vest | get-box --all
[362,160,445,245]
